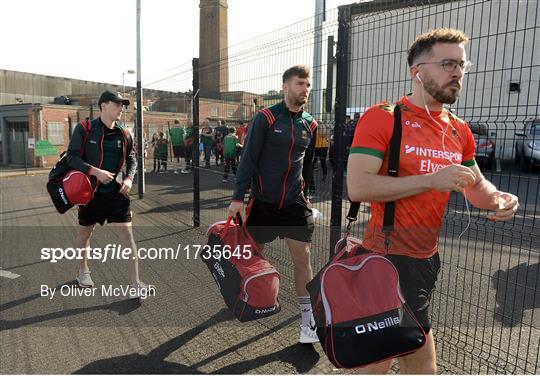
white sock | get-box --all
[298,296,313,327]
[79,265,90,274]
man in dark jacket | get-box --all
[227,65,318,343]
[68,91,148,297]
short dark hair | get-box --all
[407,28,469,66]
[282,65,311,83]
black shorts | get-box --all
[78,191,132,226]
[386,252,441,333]
[315,147,328,158]
[245,197,314,244]
[173,145,184,158]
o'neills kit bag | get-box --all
[46,119,94,214]
[47,169,94,213]
[204,216,280,322]
[307,236,426,368]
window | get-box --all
[211,107,218,117]
[47,122,64,145]
[509,82,521,93]
[227,109,235,118]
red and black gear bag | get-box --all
[306,237,426,368]
[204,216,281,322]
[306,105,425,368]
[46,119,95,214]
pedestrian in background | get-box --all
[157,132,168,173]
[200,125,215,168]
[182,123,195,173]
[169,119,185,173]
[222,127,241,182]
[151,133,160,172]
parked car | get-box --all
[470,123,496,170]
[515,119,540,172]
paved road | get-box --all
[0,161,538,374]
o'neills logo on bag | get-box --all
[255,306,276,314]
[213,262,225,278]
[355,316,401,334]
[58,187,69,205]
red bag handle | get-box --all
[223,214,262,256]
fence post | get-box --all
[136,0,145,199]
[23,127,28,175]
[192,58,201,228]
[167,121,172,162]
[325,35,335,113]
[330,5,351,257]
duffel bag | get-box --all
[46,119,94,214]
[204,216,281,322]
[307,236,426,368]
[47,169,94,214]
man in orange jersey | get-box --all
[347,29,519,374]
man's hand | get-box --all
[119,177,133,196]
[90,167,115,184]
[427,164,476,193]
[227,201,244,222]
[487,191,519,221]
[305,196,313,209]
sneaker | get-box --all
[76,270,94,288]
[222,178,229,183]
[299,325,319,344]
[174,170,179,174]
[129,281,150,299]
[180,169,191,174]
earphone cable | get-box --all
[420,87,472,239]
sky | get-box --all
[0,0,354,92]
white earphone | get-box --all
[416,72,422,83]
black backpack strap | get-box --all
[344,201,361,236]
[80,119,92,157]
[382,105,403,248]
[345,105,402,241]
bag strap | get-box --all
[345,105,403,247]
[80,119,92,157]
[382,105,403,236]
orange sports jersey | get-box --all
[350,96,476,258]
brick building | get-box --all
[0,102,185,168]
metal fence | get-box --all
[139,0,539,373]
[333,1,539,374]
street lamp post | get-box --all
[122,70,135,127]
[122,70,136,96]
